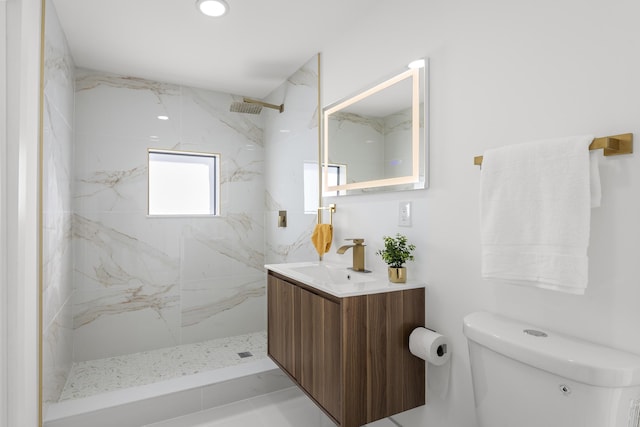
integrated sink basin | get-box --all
[290,263,376,285]
[264,261,425,298]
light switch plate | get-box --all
[399,201,412,227]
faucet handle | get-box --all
[345,238,365,245]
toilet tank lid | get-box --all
[463,311,640,388]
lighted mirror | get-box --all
[323,59,428,195]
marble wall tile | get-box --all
[180,215,264,282]
[72,213,182,360]
[74,69,182,215]
[72,70,267,360]
[43,0,75,127]
[42,0,75,408]
[42,300,73,411]
[178,86,265,219]
[264,211,318,264]
[72,285,181,361]
[179,88,263,149]
[264,55,320,264]
[74,69,182,143]
[42,100,74,327]
[45,48,318,368]
[181,276,265,327]
[42,210,72,327]
[180,276,266,344]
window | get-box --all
[303,162,346,214]
[148,149,220,216]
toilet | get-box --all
[463,312,640,427]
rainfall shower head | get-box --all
[230,100,263,114]
[230,97,284,114]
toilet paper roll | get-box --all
[409,327,451,366]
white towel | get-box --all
[480,135,599,294]
[589,150,601,208]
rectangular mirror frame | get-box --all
[322,66,423,193]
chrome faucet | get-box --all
[337,238,368,272]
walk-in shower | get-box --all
[41,2,320,424]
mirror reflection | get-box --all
[323,59,428,195]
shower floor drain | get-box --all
[237,351,253,358]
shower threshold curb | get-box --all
[44,358,289,427]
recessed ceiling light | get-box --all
[157,115,169,120]
[196,0,229,17]
[407,59,425,69]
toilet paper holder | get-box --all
[436,343,447,357]
[427,327,448,357]
[409,327,451,365]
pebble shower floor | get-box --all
[59,331,267,401]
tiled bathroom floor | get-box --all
[145,387,334,427]
[145,387,398,427]
[55,330,404,427]
[60,331,267,401]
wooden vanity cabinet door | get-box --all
[267,272,425,427]
[299,288,341,423]
[267,275,298,378]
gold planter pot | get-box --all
[387,267,407,283]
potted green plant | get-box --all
[376,233,416,283]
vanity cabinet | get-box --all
[267,271,425,427]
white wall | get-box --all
[321,0,640,425]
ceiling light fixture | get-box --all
[407,59,426,69]
[196,0,229,17]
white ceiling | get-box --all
[51,0,373,98]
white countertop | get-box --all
[264,261,425,298]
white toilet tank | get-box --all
[463,312,640,427]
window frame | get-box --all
[147,148,221,217]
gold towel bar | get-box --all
[473,133,634,166]
[317,203,336,225]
